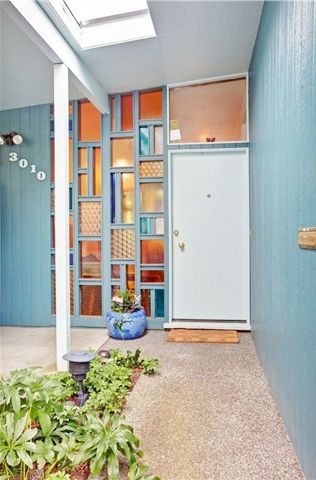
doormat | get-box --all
[166,329,239,344]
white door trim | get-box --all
[164,147,250,331]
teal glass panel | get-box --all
[155,290,164,317]
[140,217,151,234]
[139,127,149,155]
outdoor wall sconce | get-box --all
[63,350,96,406]
[0,131,23,146]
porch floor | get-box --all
[0,327,108,377]
[102,331,304,480]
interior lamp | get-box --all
[0,131,23,146]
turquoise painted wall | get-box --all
[249,2,316,478]
[0,105,51,326]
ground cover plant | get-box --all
[0,350,160,480]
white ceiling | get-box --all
[0,1,263,111]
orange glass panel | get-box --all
[50,138,73,183]
[126,264,135,291]
[79,148,88,168]
[111,138,134,167]
[141,270,164,283]
[121,173,135,223]
[140,183,164,213]
[121,94,133,131]
[169,77,247,143]
[69,216,74,249]
[93,147,102,195]
[78,101,101,141]
[80,241,101,278]
[139,90,162,120]
[141,239,164,264]
[80,285,102,316]
[79,174,88,196]
[141,289,151,317]
[110,96,116,132]
[111,264,120,279]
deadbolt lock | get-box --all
[173,229,179,237]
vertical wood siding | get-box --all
[0,105,51,326]
[249,2,316,478]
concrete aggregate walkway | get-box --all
[102,332,304,480]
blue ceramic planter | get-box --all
[106,308,147,340]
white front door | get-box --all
[168,149,250,330]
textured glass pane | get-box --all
[139,161,163,177]
[155,290,164,317]
[111,173,115,223]
[79,202,102,236]
[141,270,164,283]
[78,101,101,141]
[51,254,55,266]
[80,285,102,316]
[80,241,101,278]
[50,138,73,183]
[111,229,135,259]
[121,94,133,131]
[140,183,164,213]
[69,187,73,210]
[79,174,88,196]
[111,138,134,167]
[79,148,88,168]
[93,147,102,195]
[169,77,247,143]
[111,96,116,132]
[154,126,163,155]
[69,216,74,249]
[139,127,149,155]
[111,264,120,279]
[51,217,55,248]
[126,264,135,291]
[51,189,55,210]
[141,289,151,317]
[155,218,164,235]
[140,217,151,235]
[141,239,164,264]
[111,285,120,297]
[139,90,162,120]
[121,173,135,223]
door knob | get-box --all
[173,229,179,237]
[178,241,185,250]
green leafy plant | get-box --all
[140,359,159,375]
[0,412,37,479]
[75,412,142,479]
[111,290,141,314]
[44,471,70,480]
[109,349,159,375]
[128,463,160,480]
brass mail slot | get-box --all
[298,227,316,249]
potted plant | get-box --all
[106,290,147,340]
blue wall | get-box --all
[249,2,316,478]
[0,105,51,326]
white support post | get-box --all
[54,63,70,371]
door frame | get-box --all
[164,147,250,331]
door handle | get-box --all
[178,241,185,250]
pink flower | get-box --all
[112,295,123,303]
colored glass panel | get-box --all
[93,147,102,195]
[154,126,163,155]
[141,270,164,283]
[80,285,102,316]
[111,285,120,298]
[78,101,101,141]
[111,138,134,167]
[111,229,135,259]
[140,217,151,235]
[121,173,135,223]
[80,241,101,278]
[139,161,163,177]
[169,77,247,143]
[79,148,88,168]
[155,218,164,235]
[111,264,120,279]
[139,127,149,155]
[141,239,164,264]
[140,183,164,213]
[111,96,116,132]
[155,290,164,317]
[79,202,102,236]
[139,90,163,120]
[126,264,135,291]
[141,289,151,317]
[51,189,55,210]
[79,174,88,196]
[69,215,74,249]
[111,173,115,223]
[121,94,133,131]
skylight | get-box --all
[43,0,156,49]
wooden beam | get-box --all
[4,1,109,113]
[54,63,70,371]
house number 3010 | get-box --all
[9,152,47,181]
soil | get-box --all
[130,367,143,390]
[70,463,90,480]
